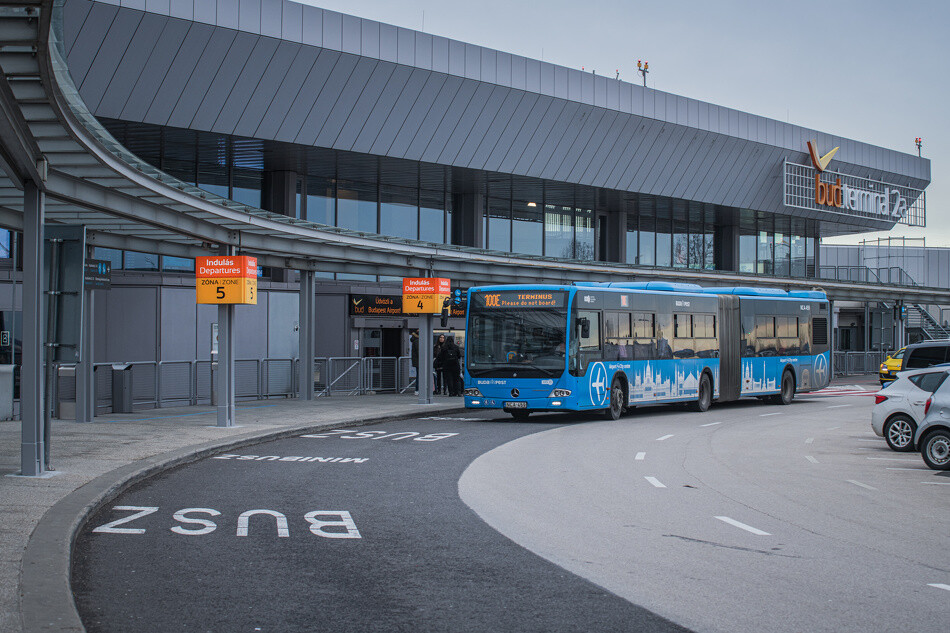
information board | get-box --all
[402,277,450,314]
[196,256,258,305]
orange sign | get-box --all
[402,277,450,314]
[196,256,258,304]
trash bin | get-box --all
[111,363,133,413]
[0,364,13,421]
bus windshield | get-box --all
[468,308,567,378]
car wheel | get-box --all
[690,373,712,412]
[509,410,530,420]
[604,377,624,420]
[883,414,916,452]
[921,429,950,470]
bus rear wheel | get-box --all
[772,370,795,405]
[690,373,712,412]
[604,377,624,420]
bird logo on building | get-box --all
[807,140,839,172]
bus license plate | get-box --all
[504,401,527,409]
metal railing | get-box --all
[833,351,887,377]
[818,265,920,287]
[56,356,422,414]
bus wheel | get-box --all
[690,373,712,412]
[776,370,795,405]
[604,377,624,420]
[510,409,530,420]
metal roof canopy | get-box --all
[0,1,945,304]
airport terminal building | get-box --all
[0,0,941,428]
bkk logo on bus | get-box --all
[808,141,907,219]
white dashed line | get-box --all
[827,404,851,409]
[887,467,931,471]
[645,476,666,488]
[928,583,950,592]
[715,516,771,536]
[867,457,921,462]
[827,426,840,430]
[847,480,877,490]
[760,412,783,417]
[656,434,674,441]
[700,422,721,427]
[805,455,819,464]
[635,452,646,461]
[858,439,882,443]
[922,482,950,486]
[805,437,814,444]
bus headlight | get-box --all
[464,387,483,397]
[549,389,572,398]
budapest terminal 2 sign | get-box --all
[783,140,925,226]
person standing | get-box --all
[433,334,446,395]
[438,336,462,396]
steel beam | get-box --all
[297,270,315,401]
[20,180,43,475]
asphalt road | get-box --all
[73,389,950,632]
[72,413,688,633]
[462,392,950,633]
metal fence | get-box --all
[833,351,887,377]
[55,356,419,415]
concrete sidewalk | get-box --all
[1,394,464,633]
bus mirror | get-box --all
[578,318,590,339]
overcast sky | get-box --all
[298,0,947,247]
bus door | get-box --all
[718,295,741,402]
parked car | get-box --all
[900,340,950,371]
[878,347,905,385]
[915,378,950,470]
[872,367,950,451]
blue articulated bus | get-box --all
[463,282,831,419]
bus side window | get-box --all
[575,310,601,374]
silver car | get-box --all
[914,376,950,470]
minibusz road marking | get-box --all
[212,454,369,464]
[92,506,361,539]
[300,430,459,441]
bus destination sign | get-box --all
[473,291,566,309]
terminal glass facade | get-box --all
[96,119,819,278]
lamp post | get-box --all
[637,59,649,87]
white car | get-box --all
[871,367,950,451]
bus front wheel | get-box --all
[690,373,712,412]
[604,377,624,420]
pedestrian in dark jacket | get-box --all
[438,337,462,396]
[433,334,446,395]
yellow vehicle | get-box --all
[879,347,906,384]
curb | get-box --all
[19,407,466,632]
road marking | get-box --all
[760,412,783,417]
[866,457,920,462]
[805,455,819,464]
[700,422,721,427]
[805,437,814,444]
[645,476,666,488]
[715,516,770,536]
[921,482,950,486]
[656,434,674,441]
[858,439,882,442]
[827,426,840,430]
[928,583,950,591]
[847,480,877,490]
[635,452,646,461]
[827,404,851,409]
[887,467,931,471]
